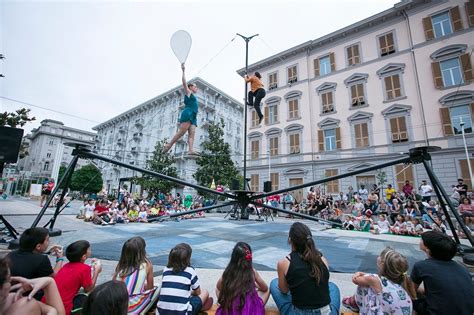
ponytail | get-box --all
[401,274,417,300]
[290,222,326,284]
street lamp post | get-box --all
[460,118,473,187]
[236,33,258,190]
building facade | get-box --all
[93,77,243,196]
[18,119,96,180]
[238,0,474,201]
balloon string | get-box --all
[193,36,236,77]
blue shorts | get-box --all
[189,295,202,314]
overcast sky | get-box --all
[1,0,399,134]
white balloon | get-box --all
[170,30,192,64]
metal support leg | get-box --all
[423,160,473,246]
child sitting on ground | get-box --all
[371,214,390,234]
[342,215,355,230]
[84,199,95,222]
[138,206,148,223]
[128,204,139,222]
[158,243,213,314]
[54,240,102,315]
[114,237,159,314]
[413,218,424,236]
[405,216,416,236]
[216,242,270,315]
[342,247,415,314]
[360,211,373,232]
[390,215,407,235]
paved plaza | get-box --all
[1,196,428,308]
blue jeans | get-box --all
[270,278,340,315]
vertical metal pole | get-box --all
[237,33,258,190]
[431,182,461,244]
[422,160,473,246]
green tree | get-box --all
[194,119,239,194]
[132,139,178,194]
[70,164,103,194]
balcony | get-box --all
[94,135,102,143]
[132,132,143,140]
[269,83,278,90]
[118,126,126,133]
[205,102,216,111]
[135,118,144,127]
[117,138,124,146]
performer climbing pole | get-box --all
[163,30,199,155]
[244,72,266,124]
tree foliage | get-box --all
[132,139,178,194]
[0,108,36,128]
[194,119,239,194]
[70,164,103,194]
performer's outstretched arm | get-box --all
[182,63,191,96]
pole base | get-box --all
[8,239,20,250]
[48,228,62,237]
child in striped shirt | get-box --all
[158,243,213,315]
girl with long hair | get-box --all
[270,222,340,315]
[113,236,159,314]
[216,242,269,315]
[342,247,415,314]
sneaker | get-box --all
[101,222,108,226]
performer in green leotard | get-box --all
[163,63,199,155]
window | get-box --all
[423,6,463,40]
[467,1,474,27]
[321,91,334,113]
[384,74,402,100]
[432,12,453,37]
[325,169,339,194]
[270,173,279,191]
[264,104,278,125]
[289,133,300,154]
[430,45,472,89]
[346,44,361,66]
[378,32,396,56]
[49,139,54,146]
[235,138,240,151]
[287,65,298,84]
[440,58,463,87]
[250,174,259,192]
[289,178,304,202]
[268,72,278,90]
[351,84,365,107]
[324,129,336,151]
[269,137,279,156]
[450,105,473,134]
[314,53,335,77]
[46,153,51,158]
[395,164,414,192]
[251,110,259,127]
[390,117,408,142]
[288,99,299,119]
[251,140,260,159]
[43,161,49,171]
[354,123,369,148]
[460,159,474,190]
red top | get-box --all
[54,262,92,314]
[94,204,109,214]
[47,182,55,191]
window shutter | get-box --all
[318,130,324,151]
[362,122,368,138]
[470,103,474,126]
[347,46,353,65]
[386,33,394,49]
[329,52,336,71]
[295,134,300,153]
[422,17,435,40]
[336,127,342,149]
[450,6,464,31]
[399,117,407,133]
[390,118,399,139]
[379,35,387,53]
[440,108,453,136]
[393,74,401,97]
[354,45,360,64]
[460,53,473,81]
[466,1,474,27]
[314,59,320,77]
[264,106,269,124]
[328,91,333,105]
[431,62,444,89]
[357,84,364,102]
[354,124,361,147]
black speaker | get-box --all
[263,181,272,193]
[0,127,24,163]
[231,179,240,190]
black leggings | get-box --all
[248,88,266,118]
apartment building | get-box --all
[93,77,243,196]
[239,0,473,201]
[18,119,95,179]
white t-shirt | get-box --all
[84,204,95,219]
[419,184,433,197]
